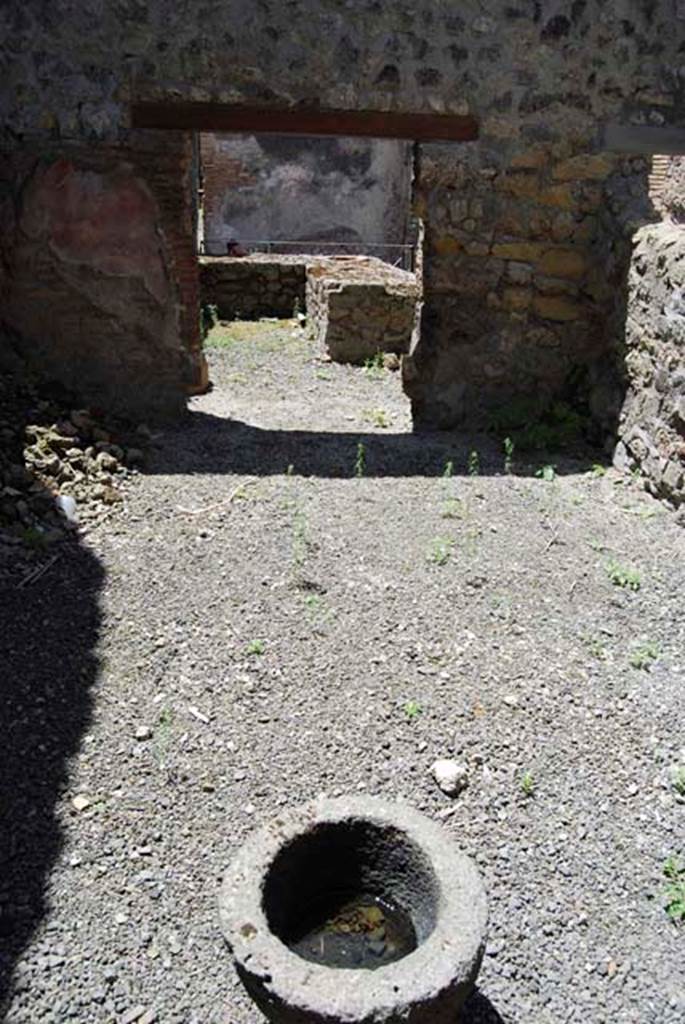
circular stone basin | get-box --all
[219,796,487,1024]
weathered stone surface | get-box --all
[219,796,487,1024]
[537,185,576,210]
[616,223,685,507]
[0,134,201,420]
[552,153,617,181]
[492,242,544,262]
[501,287,532,312]
[533,296,583,322]
[538,249,587,279]
[307,257,420,364]
[200,256,308,320]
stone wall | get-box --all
[306,257,419,363]
[404,141,626,426]
[201,254,420,365]
[649,155,685,223]
[0,131,205,420]
[615,224,685,507]
[200,255,308,320]
[1,1,685,431]
[200,133,413,258]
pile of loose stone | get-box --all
[0,372,148,547]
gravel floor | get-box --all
[1,319,684,1024]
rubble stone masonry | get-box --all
[1,2,684,501]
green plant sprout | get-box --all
[354,442,366,478]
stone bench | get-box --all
[305,255,420,364]
[200,253,420,364]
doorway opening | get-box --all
[194,128,421,439]
[131,101,477,438]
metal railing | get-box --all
[200,238,416,271]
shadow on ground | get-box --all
[462,988,507,1023]
[152,412,604,480]
[0,539,103,1011]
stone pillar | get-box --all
[404,140,620,430]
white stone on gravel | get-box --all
[134,724,152,740]
[431,759,469,796]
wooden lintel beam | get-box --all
[131,102,478,142]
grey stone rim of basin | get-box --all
[218,795,488,1023]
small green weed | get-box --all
[465,525,482,555]
[354,442,366,478]
[364,408,389,429]
[443,459,454,479]
[590,463,607,478]
[521,771,535,797]
[292,508,308,569]
[403,699,423,721]
[247,639,265,656]
[606,560,641,591]
[153,707,174,769]
[629,641,659,670]
[503,437,514,474]
[672,766,685,798]
[583,634,607,661]
[428,537,453,566]
[536,464,557,482]
[21,527,47,549]
[468,450,480,476]
[200,302,219,337]
[441,496,464,520]
[663,856,685,922]
[303,593,335,631]
[363,351,385,378]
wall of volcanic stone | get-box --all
[1,1,685,431]
[615,223,685,507]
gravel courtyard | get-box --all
[2,319,684,1023]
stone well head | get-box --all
[218,796,488,1024]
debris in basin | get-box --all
[291,892,416,969]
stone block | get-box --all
[495,172,541,198]
[464,240,491,256]
[492,241,544,262]
[433,235,462,255]
[533,295,582,321]
[510,147,549,170]
[538,248,587,279]
[502,287,532,312]
[552,153,616,181]
[307,256,419,364]
[537,185,576,209]
[506,261,534,285]
[535,276,579,297]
